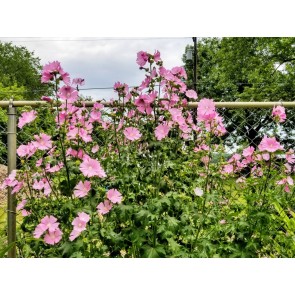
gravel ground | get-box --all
[0,164,7,206]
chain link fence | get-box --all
[219,107,295,153]
[1,99,295,166]
[0,99,295,257]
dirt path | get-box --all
[0,164,7,206]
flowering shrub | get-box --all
[2,50,295,257]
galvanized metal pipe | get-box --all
[7,100,17,258]
[0,100,295,108]
[190,101,295,109]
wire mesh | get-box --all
[219,107,295,153]
[0,100,294,258]
[0,101,294,167]
[0,122,7,165]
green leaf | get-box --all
[167,238,181,252]
[60,242,73,256]
[166,216,180,229]
[136,209,151,220]
[70,251,84,258]
[143,246,160,258]
[0,242,15,258]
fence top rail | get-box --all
[0,100,295,108]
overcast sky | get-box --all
[0,37,192,100]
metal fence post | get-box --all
[7,99,17,258]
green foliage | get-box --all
[183,37,295,148]
[184,37,295,101]
[15,107,295,257]
[6,50,295,258]
[0,206,8,257]
[0,42,52,165]
[0,42,49,100]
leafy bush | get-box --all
[1,51,294,257]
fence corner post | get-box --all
[7,98,17,258]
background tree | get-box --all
[183,37,295,150]
[0,42,50,100]
[0,42,51,164]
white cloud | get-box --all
[0,37,191,100]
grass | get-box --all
[0,205,7,255]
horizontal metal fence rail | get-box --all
[1,100,295,108]
[0,99,294,257]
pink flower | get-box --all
[33,133,52,151]
[91,145,99,153]
[11,181,24,194]
[69,212,90,242]
[43,61,61,73]
[277,176,294,193]
[228,154,241,163]
[33,224,47,238]
[171,66,187,79]
[67,148,85,159]
[272,106,286,123]
[18,110,37,128]
[107,189,122,204]
[41,61,62,83]
[58,85,78,102]
[44,228,63,245]
[277,176,294,186]
[114,81,129,96]
[72,212,90,232]
[90,110,102,123]
[138,76,151,91]
[40,215,60,233]
[243,146,255,157]
[287,176,294,186]
[78,128,92,143]
[0,170,17,189]
[258,136,284,153]
[222,164,234,174]
[251,165,263,177]
[123,127,142,141]
[79,157,107,178]
[41,96,52,102]
[69,230,82,241]
[197,98,217,121]
[33,179,45,190]
[33,215,61,241]
[169,108,186,125]
[16,199,27,211]
[97,200,113,215]
[17,142,37,158]
[16,198,30,216]
[134,94,155,115]
[154,50,161,63]
[21,209,31,217]
[286,149,295,164]
[155,123,170,140]
[136,51,149,67]
[185,90,198,100]
[72,78,85,86]
[45,162,64,173]
[93,102,104,110]
[74,180,91,198]
[78,212,90,223]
